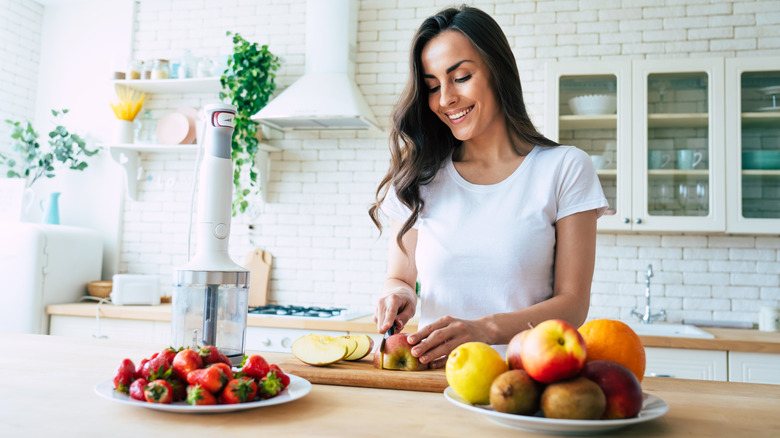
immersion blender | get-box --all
[171,103,249,366]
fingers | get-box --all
[374,292,414,333]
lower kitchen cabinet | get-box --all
[644,347,728,381]
[245,327,348,353]
[728,351,780,385]
[49,315,170,344]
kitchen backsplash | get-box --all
[5,0,780,325]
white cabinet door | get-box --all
[728,351,780,385]
[49,315,169,344]
[644,347,728,381]
[545,60,633,231]
[725,57,780,234]
[631,58,726,232]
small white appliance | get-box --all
[110,274,160,305]
[0,223,102,334]
[171,103,249,366]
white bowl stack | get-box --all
[568,94,617,115]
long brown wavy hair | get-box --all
[368,5,558,251]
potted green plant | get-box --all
[1,109,99,188]
[219,31,280,215]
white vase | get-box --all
[116,120,134,144]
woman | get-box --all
[369,5,608,369]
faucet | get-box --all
[631,264,667,324]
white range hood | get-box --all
[251,0,380,131]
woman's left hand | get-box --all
[407,316,490,369]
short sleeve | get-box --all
[380,185,420,229]
[555,148,609,221]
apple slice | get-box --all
[292,334,349,366]
[333,336,359,359]
[341,334,374,361]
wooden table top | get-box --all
[2,333,778,438]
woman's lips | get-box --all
[446,105,473,124]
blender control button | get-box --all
[214,223,229,238]
[281,337,292,348]
[261,338,272,346]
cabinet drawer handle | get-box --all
[623,217,630,224]
[635,218,643,224]
[648,373,674,378]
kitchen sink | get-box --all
[626,323,715,339]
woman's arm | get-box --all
[374,219,419,334]
[409,209,598,367]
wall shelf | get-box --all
[102,142,280,200]
[111,78,222,94]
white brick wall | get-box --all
[0,0,43,151]
[112,0,780,324]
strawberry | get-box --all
[242,355,270,381]
[186,366,228,394]
[259,372,283,400]
[219,377,258,404]
[158,346,180,364]
[186,384,217,406]
[208,362,234,381]
[172,348,202,380]
[144,379,173,404]
[269,364,290,390]
[129,378,148,401]
[199,345,231,366]
[139,354,172,381]
[167,377,188,402]
[112,358,137,393]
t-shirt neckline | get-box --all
[446,145,538,191]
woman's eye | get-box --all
[454,74,472,83]
[428,85,440,93]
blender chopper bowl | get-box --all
[171,103,249,366]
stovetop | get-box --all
[247,304,371,321]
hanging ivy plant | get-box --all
[219,31,280,215]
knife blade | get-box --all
[379,320,396,369]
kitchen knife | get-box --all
[379,320,396,369]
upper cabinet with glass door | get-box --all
[725,57,780,234]
[545,61,632,231]
[631,59,725,232]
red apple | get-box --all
[580,360,643,419]
[520,319,586,384]
[372,333,429,371]
[506,330,529,370]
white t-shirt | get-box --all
[381,145,608,332]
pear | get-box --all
[541,377,606,420]
[489,369,541,415]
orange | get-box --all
[578,319,646,382]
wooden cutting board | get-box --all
[244,249,272,306]
[279,355,448,393]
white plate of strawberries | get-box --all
[95,346,311,413]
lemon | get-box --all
[446,342,508,405]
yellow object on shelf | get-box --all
[110,85,146,121]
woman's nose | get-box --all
[439,83,457,108]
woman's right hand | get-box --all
[374,286,417,334]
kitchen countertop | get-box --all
[46,302,780,353]
[3,333,778,437]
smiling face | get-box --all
[421,30,505,144]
